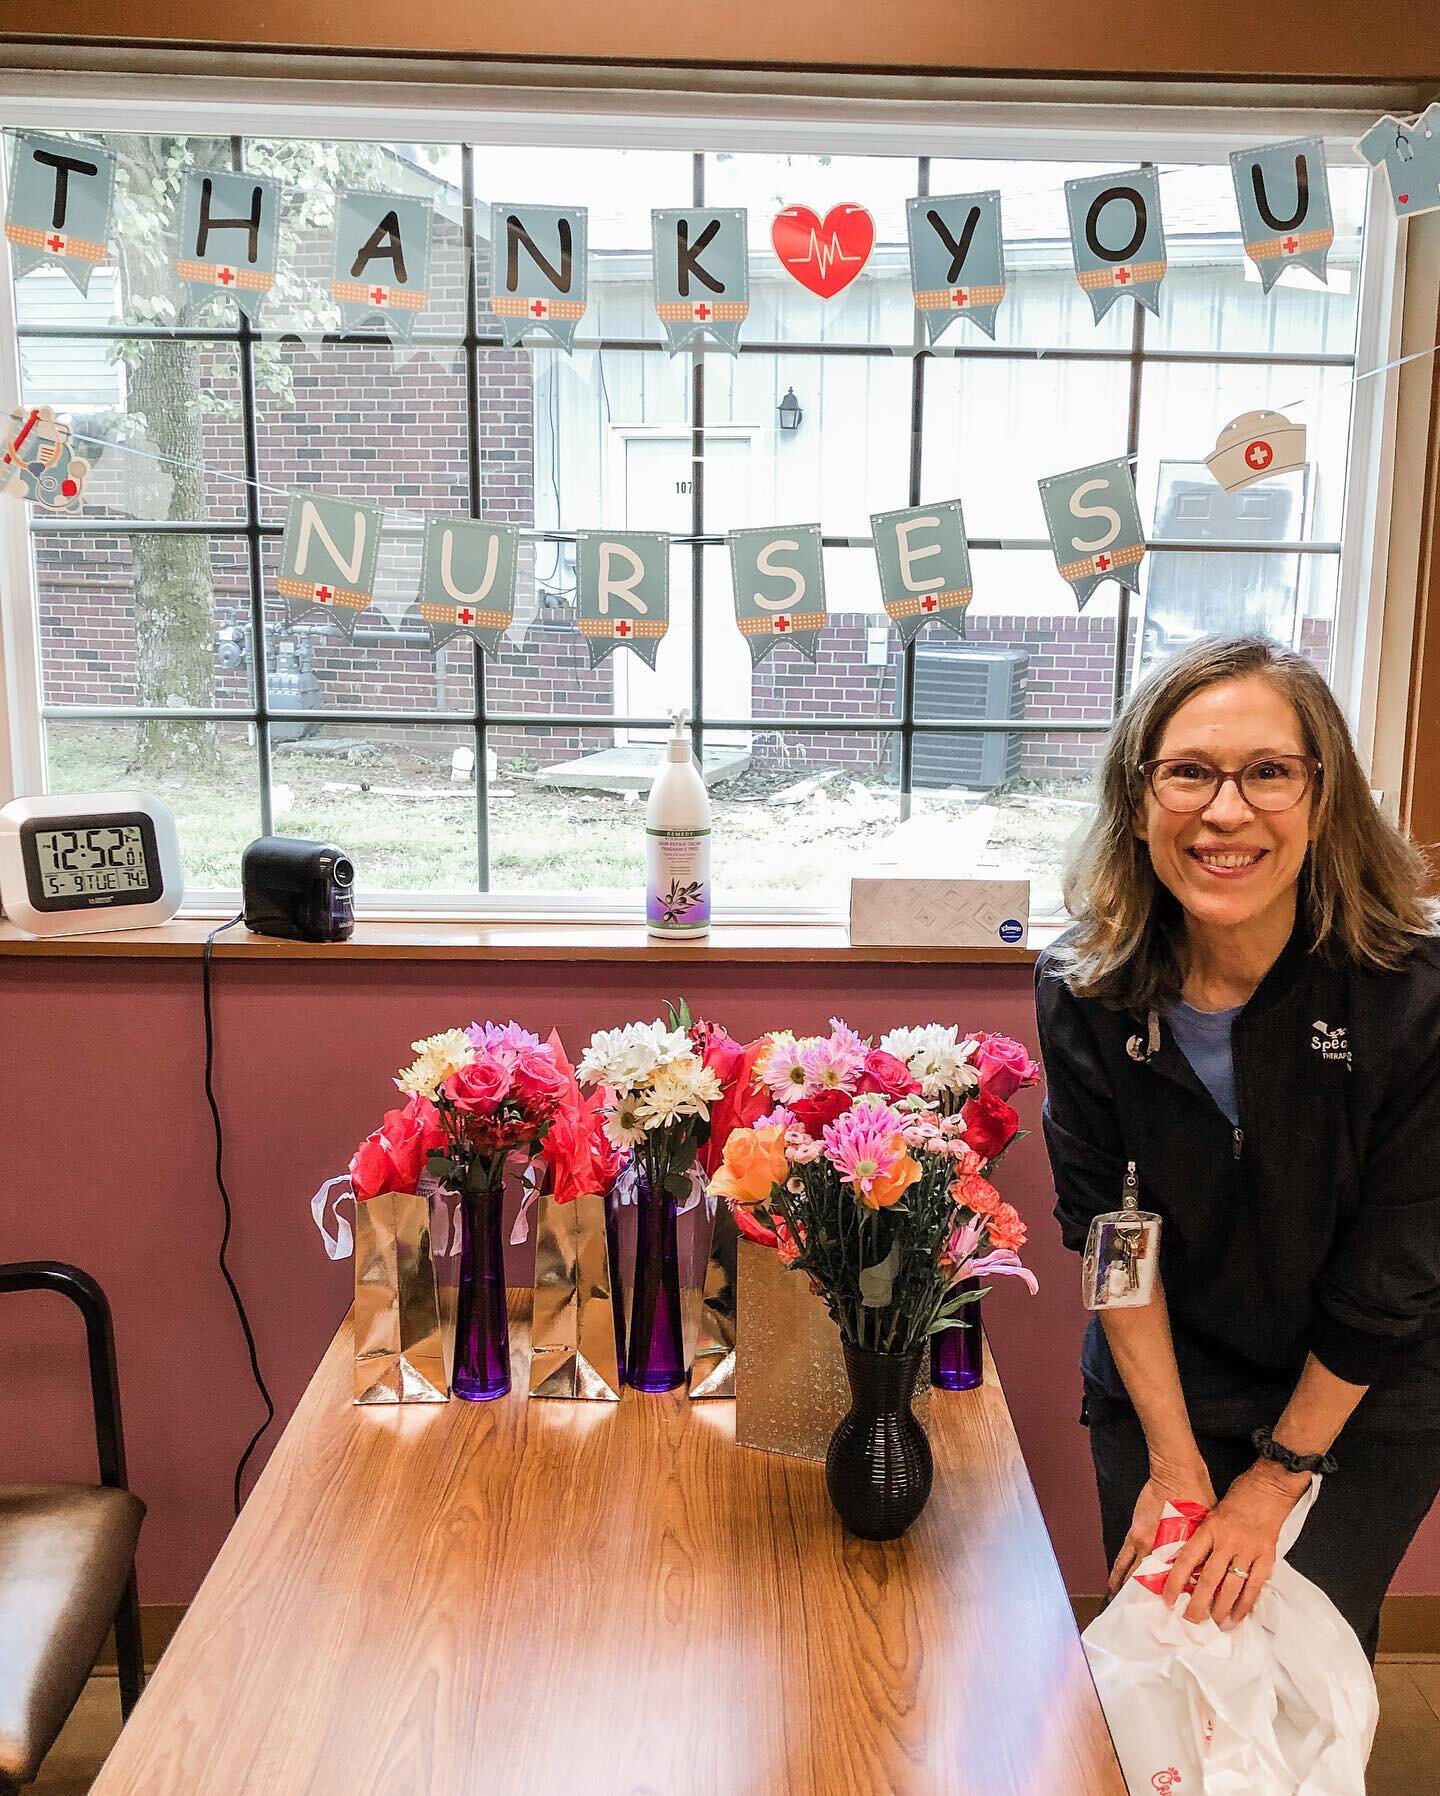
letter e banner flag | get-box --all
[175,168,280,321]
[1064,167,1167,323]
[416,517,519,650]
[277,492,384,632]
[728,524,827,665]
[906,191,1006,343]
[331,190,434,340]
[871,499,974,645]
[651,208,750,353]
[576,530,671,667]
[1038,457,1146,610]
[5,132,115,295]
[489,203,588,352]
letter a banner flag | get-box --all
[870,499,974,644]
[576,530,671,667]
[5,132,116,296]
[1038,457,1146,610]
[277,491,384,631]
[175,168,280,321]
[728,523,827,665]
[488,203,588,351]
[906,192,1006,343]
[1230,138,1334,291]
[1064,168,1167,322]
[331,191,434,340]
[651,208,750,353]
[416,517,519,650]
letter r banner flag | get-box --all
[651,208,750,353]
[576,530,671,667]
[1038,457,1146,610]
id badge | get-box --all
[1082,1160,1161,1310]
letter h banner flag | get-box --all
[576,530,671,666]
[1038,457,1147,609]
[175,168,280,320]
[5,133,116,295]
[651,209,750,353]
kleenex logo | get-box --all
[1311,1020,1352,1068]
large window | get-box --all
[0,110,1393,918]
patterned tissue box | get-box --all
[849,876,1029,949]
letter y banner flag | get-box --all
[5,133,115,295]
[652,209,750,353]
[576,530,671,667]
[1038,457,1146,610]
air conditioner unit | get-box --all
[906,645,1028,789]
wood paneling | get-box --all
[86,1298,1125,1796]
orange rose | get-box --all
[860,1141,922,1210]
[708,1124,788,1206]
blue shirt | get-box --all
[1165,999,1243,1127]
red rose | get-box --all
[960,1086,1021,1162]
[972,1033,1041,1103]
[510,1045,568,1112]
[789,1089,852,1135]
[856,1047,922,1100]
[443,1056,512,1116]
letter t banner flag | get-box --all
[1230,138,1334,292]
[330,191,434,341]
[416,517,519,650]
[1064,167,1167,323]
[651,209,750,353]
[728,523,827,665]
[175,169,280,321]
[1038,457,1146,610]
[576,530,671,667]
[871,500,974,645]
[5,132,116,296]
[277,492,384,632]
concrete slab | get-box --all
[536,743,752,794]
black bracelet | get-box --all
[1251,1425,1337,1477]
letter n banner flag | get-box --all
[1038,457,1146,610]
[277,492,384,632]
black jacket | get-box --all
[1035,922,1440,1436]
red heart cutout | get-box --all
[771,203,875,299]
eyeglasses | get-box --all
[1138,754,1321,814]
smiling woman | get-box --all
[1034,633,1440,1668]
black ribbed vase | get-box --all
[825,1343,934,1540]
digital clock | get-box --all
[0,792,184,937]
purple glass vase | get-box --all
[453,1184,510,1401]
[931,1280,984,1391]
[625,1164,686,1393]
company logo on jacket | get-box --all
[1151,1772,1182,1794]
[1311,1020,1352,1067]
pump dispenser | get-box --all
[645,709,711,938]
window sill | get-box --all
[0,916,1057,963]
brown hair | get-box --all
[1052,634,1439,1011]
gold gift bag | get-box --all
[353,1190,448,1405]
[734,1239,929,1461]
[528,1191,623,1401]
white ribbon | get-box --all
[510,1159,543,1247]
[420,1174,460,1258]
[676,1162,706,1219]
[310,1173,355,1261]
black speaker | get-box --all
[241,836,354,943]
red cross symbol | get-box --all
[371,287,389,305]
[1094,554,1112,572]
[613,619,632,637]
[216,266,236,286]
[1245,440,1273,470]
[693,303,712,320]
[1282,236,1299,255]
[922,596,939,612]
[951,288,968,307]
[456,607,476,625]
[530,299,549,318]
[1114,267,1131,285]
[774,614,791,632]
[313,583,333,602]
[45,234,66,254]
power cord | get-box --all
[202,915,276,1515]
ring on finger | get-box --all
[1225,1562,1249,1579]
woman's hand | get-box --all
[1161,1461,1311,1627]
[1109,1455,1217,1595]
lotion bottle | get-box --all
[646,709,711,938]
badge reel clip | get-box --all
[1082,1161,1161,1310]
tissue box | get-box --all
[848,876,1029,948]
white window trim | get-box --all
[0,73,1412,924]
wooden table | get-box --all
[91,1299,1125,1795]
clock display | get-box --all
[2,793,181,937]
[33,824,153,899]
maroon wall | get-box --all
[2,954,1435,1606]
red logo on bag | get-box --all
[1151,1772,1182,1793]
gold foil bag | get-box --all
[689,1201,738,1399]
[353,1190,448,1405]
[528,1191,623,1401]
[734,1239,929,1461]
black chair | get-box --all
[0,1263,145,1793]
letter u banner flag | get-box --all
[1230,138,1333,292]
[277,492,384,632]
[871,500,974,644]
[1065,168,1167,322]
[651,209,749,353]
[489,203,588,352]
[906,192,1006,343]
[576,530,671,667]
[1038,457,1146,610]
[5,133,116,296]
[331,191,434,340]
[728,523,827,665]
[175,169,280,321]
[416,517,518,650]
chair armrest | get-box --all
[0,1263,130,1492]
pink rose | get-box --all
[856,1047,922,1100]
[443,1056,512,1116]
[973,1034,1041,1102]
[510,1045,568,1112]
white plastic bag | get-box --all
[1083,1481,1377,1795]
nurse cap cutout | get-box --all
[1205,410,1307,495]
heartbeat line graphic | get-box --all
[788,227,864,275]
